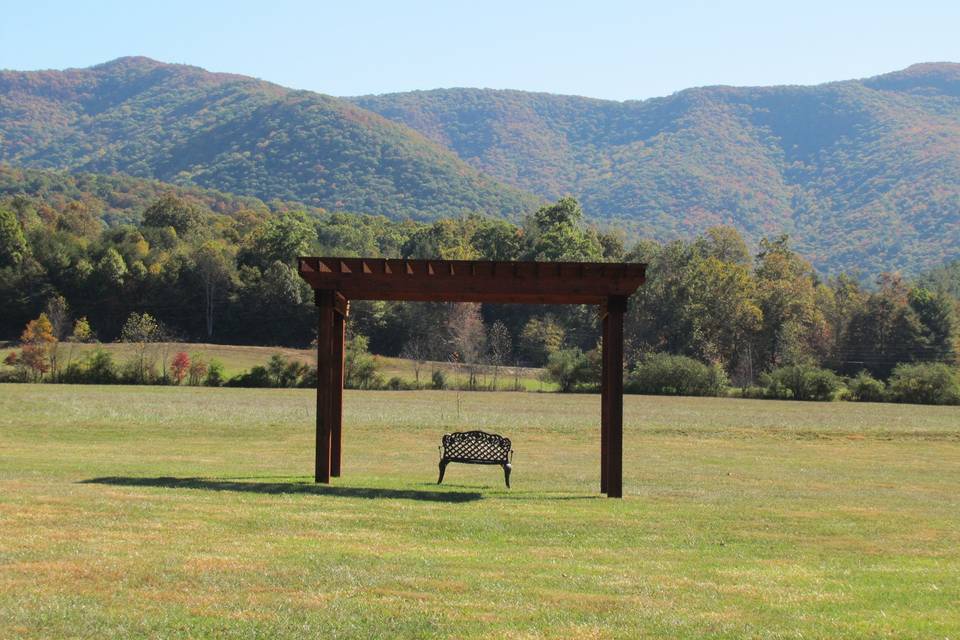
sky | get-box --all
[2,0,959,101]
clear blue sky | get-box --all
[2,0,958,100]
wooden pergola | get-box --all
[297,257,646,498]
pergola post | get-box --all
[317,290,347,482]
[602,295,627,498]
[331,300,346,477]
[315,289,335,483]
[600,304,609,494]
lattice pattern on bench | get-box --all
[438,430,513,487]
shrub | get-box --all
[60,349,119,384]
[758,365,843,401]
[847,371,887,402]
[204,360,225,387]
[345,335,378,389]
[386,376,419,390]
[431,369,447,390]
[170,352,190,384]
[627,353,728,397]
[187,354,208,386]
[226,365,272,388]
[887,363,960,405]
[545,348,593,393]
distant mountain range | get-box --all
[3,57,960,274]
[0,57,538,221]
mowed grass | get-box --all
[1,385,959,639]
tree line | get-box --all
[2,188,958,401]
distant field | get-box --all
[0,342,552,388]
[1,384,958,638]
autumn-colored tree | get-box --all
[170,351,190,384]
[447,303,486,389]
[20,313,57,381]
[71,318,94,343]
[187,356,207,385]
[519,315,566,365]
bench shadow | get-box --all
[415,482,602,501]
[81,476,483,503]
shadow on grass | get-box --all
[81,476,483,503]
[416,482,602,501]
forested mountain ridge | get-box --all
[2,58,959,275]
[352,63,960,275]
[0,57,540,220]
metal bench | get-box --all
[437,430,513,488]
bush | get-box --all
[887,363,960,405]
[758,365,843,401]
[387,376,418,390]
[545,348,593,393]
[60,349,119,384]
[847,371,887,402]
[431,369,447,390]
[627,353,728,397]
[345,335,379,389]
[204,360,225,387]
[226,365,272,388]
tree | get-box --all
[446,303,486,389]
[345,334,379,389]
[71,318,94,343]
[19,313,57,381]
[545,348,591,392]
[403,219,479,260]
[43,295,71,380]
[841,291,926,379]
[0,207,29,268]
[142,194,202,235]
[170,352,190,384]
[192,241,234,338]
[519,316,565,366]
[239,212,314,269]
[754,236,827,369]
[95,248,127,288]
[400,336,430,386]
[909,287,957,364]
[685,255,762,368]
[487,320,512,389]
[525,198,603,262]
[188,353,208,386]
[470,218,523,261]
[120,312,161,383]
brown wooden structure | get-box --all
[298,257,646,497]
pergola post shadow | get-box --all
[301,258,645,497]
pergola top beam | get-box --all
[298,257,646,305]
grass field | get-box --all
[1,384,959,638]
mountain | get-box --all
[2,58,960,275]
[0,57,540,220]
[352,63,960,275]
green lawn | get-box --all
[1,384,959,638]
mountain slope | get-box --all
[353,64,960,274]
[0,57,540,220]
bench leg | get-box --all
[437,459,448,485]
[503,463,512,489]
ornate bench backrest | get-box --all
[442,430,511,462]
